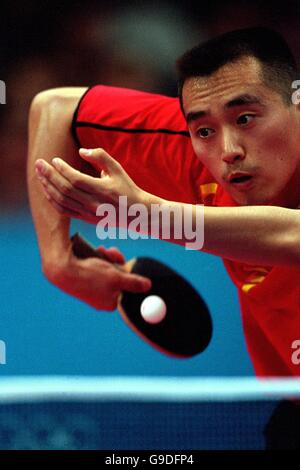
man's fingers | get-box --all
[97,246,126,264]
[36,159,104,213]
[51,157,103,193]
[36,159,90,198]
[118,271,152,293]
[43,191,84,218]
[41,186,98,223]
[38,176,84,212]
[79,148,121,175]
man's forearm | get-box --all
[27,88,86,278]
[143,193,300,266]
[202,204,300,266]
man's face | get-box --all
[182,57,300,207]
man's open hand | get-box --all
[35,148,145,224]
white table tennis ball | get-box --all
[140,295,167,324]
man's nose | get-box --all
[221,131,245,164]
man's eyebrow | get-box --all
[225,94,264,108]
[185,94,264,124]
[186,110,209,124]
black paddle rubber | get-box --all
[121,257,212,357]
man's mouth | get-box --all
[226,172,254,190]
[230,175,252,183]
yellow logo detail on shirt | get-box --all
[199,183,218,198]
[242,276,267,293]
[241,269,269,293]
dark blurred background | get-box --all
[1,0,300,209]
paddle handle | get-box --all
[71,233,110,262]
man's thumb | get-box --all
[79,148,119,174]
[119,272,152,293]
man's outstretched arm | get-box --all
[35,147,300,267]
[28,89,151,310]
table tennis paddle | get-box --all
[71,232,212,358]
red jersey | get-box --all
[72,85,300,377]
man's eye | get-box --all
[197,128,215,138]
[237,114,255,125]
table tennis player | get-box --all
[28,27,300,448]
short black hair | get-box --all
[176,27,298,111]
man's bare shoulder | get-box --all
[30,87,88,114]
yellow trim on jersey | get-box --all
[242,283,256,293]
[200,183,218,198]
[241,275,267,293]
